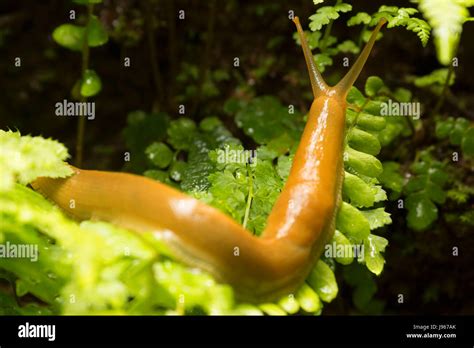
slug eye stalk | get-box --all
[293,16,387,99]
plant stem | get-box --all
[432,64,454,116]
[320,0,341,51]
[345,98,370,147]
[242,164,254,231]
[320,21,333,51]
[75,3,93,167]
[358,24,368,49]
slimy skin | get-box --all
[31,17,386,302]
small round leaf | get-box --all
[87,16,108,47]
[80,69,102,97]
[52,24,85,51]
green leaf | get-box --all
[207,170,248,224]
[414,68,455,88]
[348,128,381,155]
[52,24,85,51]
[248,160,284,235]
[361,208,392,230]
[200,142,285,236]
[461,127,474,156]
[435,117,473,155]
[405,175,427,192]
[435,118,454,138]
[307,260,338,302]
[0,130,73,191]
[426,182,447,204]
[277,294,300,314]
[346,110,386,131]
[232,304,263,315]
[167,118,198,150]
[70,79,82,100]
[364,234,388,275]
[347,12,372,26]
[343,263,378,311]
[406,192,438,231]
[446,183,473,204]
[378,117,409,146]
[169,161,188,182]
[309,3,352,32]
[122,111,170,172]
[330,230,354,265]
[336,202,371,243]
[393,87,412,102]
[305,31,322,50]
[144,169,168,182]
[357,114,387,132]
[267,133,295,156]
[344,146,383,178]
[223,97,247,115]
[347,87,366,107]
[373,186,387,202]
[449,118,470,145]
[379,161,404,194]
[145,142,173,169]
[337,40,360,54]
[296,283,321,313]
[153,261,234,314]
[52,16,108,51]
[276,155,293,181]
[365,76,385,97]
[87,16,108,47]
[404,17,431,47]
[199,117,221,132]
[378,5,400,13]
[418,0,468,64]
[369,6,430,46]
[314,53,333,73]
[258,303,287,316]
[0,292,53,315]
[80,69,102,97]
[363,100,384,116]
[343,172,375,207]
[180,130,239,193]
[235,96,302,144]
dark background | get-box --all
[1,0,473,315]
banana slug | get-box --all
[31,17,386,302]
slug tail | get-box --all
[335,18,387,97]
[293,16,328,98]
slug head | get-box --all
[292,16,387,101]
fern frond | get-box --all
[404,18,431,46]
[417,0,473,64]
[309,3,352,32]
[349,6,431,47]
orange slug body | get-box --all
[31,17,386,302]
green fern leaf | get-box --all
[347,12,371,26]
[417,0,472,64]
[309,3,352,32]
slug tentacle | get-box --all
[335,18,387,97]
[293,16,386,99]
[292,16,328,98]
